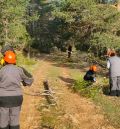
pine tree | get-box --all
[0,0,38,50]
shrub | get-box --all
[73,76,101,98]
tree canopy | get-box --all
[0,0,39,50]
[0,0,120,57]
[50,0,120,55]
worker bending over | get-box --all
[84,65,97,82]
[107,49,120,96]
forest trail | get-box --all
[20,57,115,129]
[20,59,50,129]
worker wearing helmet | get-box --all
[0,51,33,129]
[84,65,97,82]
[107,50,120,96]
[0,43,15,66]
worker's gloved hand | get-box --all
[22,81,27,86]
[93,77,96,82]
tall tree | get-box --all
[0,0,39,51]
[50,0,120,56]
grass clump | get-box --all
[73,76,101,98]
[40,106,77,129]
[93,94,120,128]
[41,111,57,128]
[74,76,120,128]
[17,52,36,65]
[16,52,38,72]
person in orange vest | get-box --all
[0,51,33,129]
[84,65,97,82]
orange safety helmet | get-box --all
[90,65,97,72]
[4,51,16,64]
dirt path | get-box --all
[20,59,115,129]
[20,60,50,129]
[58,66,115,129]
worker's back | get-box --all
[108,56,120,77]
[0,64,33,96]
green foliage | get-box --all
[93,93,120,128]
[1,0,119,55]
[50,0,120,56]
[41,111,57,128]
[16,52,37,72]
[71,68,120,128]
[72,71,120,128]
[73,76,100,98]
[0,0,39,53]
[74,77,92,90]
[0,0,29,45]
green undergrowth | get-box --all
[94,94,120,128]
[73,76,101,98]
[0,51,38,72]
[16,52,38,72]
[73,76,120,128]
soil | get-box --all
[20,57,115,129]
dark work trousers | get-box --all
[68,51,71,58]
[110,76,120,96]
[0,106,21,129]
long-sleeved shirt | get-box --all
[107,56,120,77]
[0,64,33,107]
[84,70,96,82]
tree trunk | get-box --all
[3,18,9,44]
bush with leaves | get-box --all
[73,76,101,98]
[50,0,120,56]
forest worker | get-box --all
[0,43,15,66]
[67,44,72,58]
[0,50,33,129]
[107,49,120,96]
[84,65,97,82]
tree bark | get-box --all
[3,18,9,44]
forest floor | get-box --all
[20,54,119,129]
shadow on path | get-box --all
[58,76,75,87]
